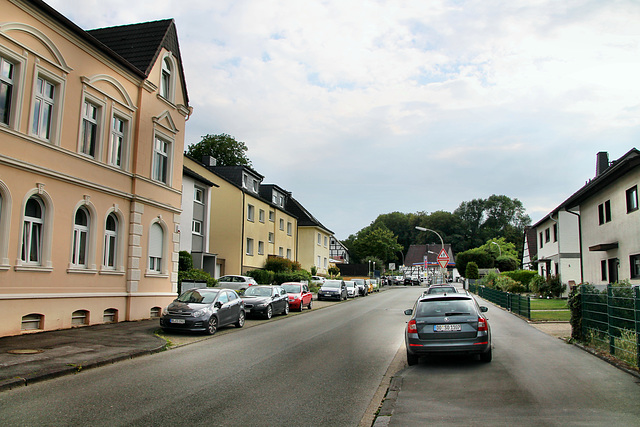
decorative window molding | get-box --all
[16,188,54,270]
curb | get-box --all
[0,343,167,393]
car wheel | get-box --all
[283,303,289,315]
[265,305,273,319]
[206,316,218,335]
[407,351,419,366]
[479,347,492,363]
[298,302,304,312]
[235,310,245,328]
[308,299,312,310]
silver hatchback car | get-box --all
[404,294,492,365]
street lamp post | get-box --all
[416,226,446,284]
[491,241,502,257]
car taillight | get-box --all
[478,317,488,332]
[407,319,418,334]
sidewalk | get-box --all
[0,319,165,392]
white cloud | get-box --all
[46,0,640,238]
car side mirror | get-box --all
[480,306,488,312]
[404,309,413,315]
[214,301,222,309]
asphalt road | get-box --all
[388,295,640,426]
[0,287,421,426]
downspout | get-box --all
[565,208,583,284]
[241,191,245,274]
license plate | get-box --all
[434,324,461,332]
[170,318,185,324]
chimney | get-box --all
[596,152,609,177]
[202,155,217,168]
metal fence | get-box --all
[581,284,640,367]
[468,283,531,319]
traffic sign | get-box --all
[437,248,449,268]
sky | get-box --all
[46,0,640,240]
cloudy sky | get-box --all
[47,0,640,239]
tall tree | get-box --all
[187,133,252,167]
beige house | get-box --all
[286,196,333,275]
[0,0,190,336]
[183,156,299,276]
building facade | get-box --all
[564,150,640,286]
[0,0,189,336]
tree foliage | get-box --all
[187,133,252,167]
[345,224,403,265]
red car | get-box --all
[282,282,313,311]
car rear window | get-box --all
[416,298,475,317]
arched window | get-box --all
[104,213,118,269]
[149,222,164,273]
[72,207,90,267]
[21,197,44,264]
[160,57,172,100]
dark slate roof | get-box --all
[524,226,538,260]
[183,167,217,187]
[563,148,640,209]
[285,196,333,234]
[405,244,455,267]
[88,19,189,104]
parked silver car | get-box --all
[317,280,348,301]
[216,275,258,292]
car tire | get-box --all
[283,303,289,315]
[265,305,273,319]
[235,311,245,328]
[308,299,312,310]
[407,351,419,366]
[298,302,304,312]
[480,347,492,363]
[206,316,218,335]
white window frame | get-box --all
[0,55,16,127]
[109,113,128,168]
[71,207,90,267]
[287,222,292,236]
[192,219,203,235]
[269,211,275,222]
[287,248,292,260]
[246,238,254,256]
[259,209,265,223]
[148,222,164,274]
[279,219,284,231]
[194,186,204,204]
[103,213,118,269]
[80,97,102,158]
[279,247,284,257]
[21,197,44,265]
[159,54,177,103]
[30,67,64,144]
[317,233,321,245]
[268,232,274,243]
[247,204,255,222]
[153,135,171,184]
[324,236,328,247]
[258,241,264,255]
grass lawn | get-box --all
[530,310,571,321]
[530,298,568,310]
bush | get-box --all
[465,261,479,280]
[495,256,518,272]
[178,250,193,271]
[457,249,493,278]
[273,270,311,285]
[568,285,582,341]
[480,272,526,293]
[178,268,217,293]
[532,275,566,298]
[247,269,275,285]
[503,270,538,291]
[264,257,301,273]
[480,271,500,288]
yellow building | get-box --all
[0,0,190,336]
[183,156,299,275]
[286,197,333,275]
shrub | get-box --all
[457,249,493,278]
[178,268,217,293]
[480,271,500,288]
[311,266,317,276]
[465,261,479,280]
[495,256,518,272]
[503,270,538,291]
[568,285,582,341]
[178,250,193,271]
[264,257,301,273]
[530,274,545,295]
[247,269,275,285]
[273,270,311,285]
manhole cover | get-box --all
[7,349,44,355]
